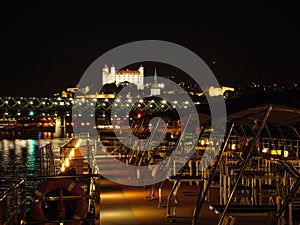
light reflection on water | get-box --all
[0,138,68,189]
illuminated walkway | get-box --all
[99,178,273,225]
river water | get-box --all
[0,138,68,191]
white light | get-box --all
[200,139,205,146]
[59,102,64,106]
[262,147,269,153]
[161,100,167,104]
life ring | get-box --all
[30,178,88,225]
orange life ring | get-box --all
[30,178,88,225]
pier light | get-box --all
[29,111,34,116]
[59,102,64,106]
[66,113,70,116]
[173,100,178,104]
[18,101,21,104]
[231,143,237,150]
[149,104,153,108]
[61,164,65,172]
[139,99,143,103]
[161,100,167,104]
[5,101,8,104]
[65,158,70,167]
[126,104,129,107]
[17,112,21,116]
[262,147,269,153]
[200,139,205,146]
[284,150,289,157]
[102,103,106,106]
[104,98,109,102]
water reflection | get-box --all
[0,138,68,189]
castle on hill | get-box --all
[102,64,144,90]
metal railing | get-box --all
[39,143,56,176]
[0,179,26,225]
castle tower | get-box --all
[150,68,161,96]
[137,64,144,90]
[102,64,115,85]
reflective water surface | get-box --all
[0,138,68,190]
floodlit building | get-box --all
[102,64,144,90]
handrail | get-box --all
[0,178,26,225]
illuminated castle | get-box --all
[102,64,144,90]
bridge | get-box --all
[0,95,198,138]
[1,90,300,139]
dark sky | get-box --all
[1,5,300,96]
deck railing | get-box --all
[0,178,26,225]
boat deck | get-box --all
[99,177,272,225]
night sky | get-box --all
[1,5,300,97]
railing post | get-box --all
[20,179,26,224]
[217,105,273,225]
[192,122,235,225]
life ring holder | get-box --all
[30,178,88,225]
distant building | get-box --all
[102,64,144,90]
[150,68,161,96]
[208,86,234,97]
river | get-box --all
[0,138,68,191]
